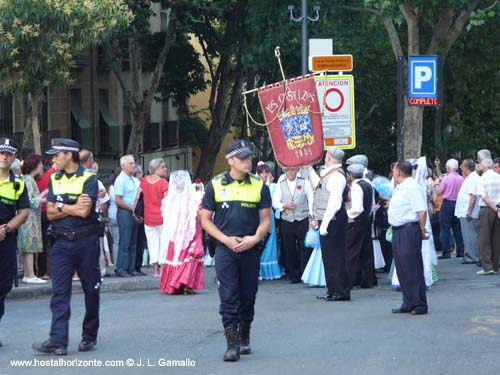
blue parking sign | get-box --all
[408,56,438,98]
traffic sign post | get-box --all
[408,55,440,106]
[315,75,355,149]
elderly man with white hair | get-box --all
[114,155,140,277]
[436,158,464,259]
[476,158,500,275]
[308,148,350,301]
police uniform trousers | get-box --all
[215,244,261,328]
[49,235,100,346]
[392,222,427,311]
[0,235,17,323]
[346,215,375,288]
[280,217,310,281]
[319,206,351,298]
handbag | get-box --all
[134,192,144,217]
[304,227,320,248]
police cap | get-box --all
[46,138,80,155]
[225,140,252,159]
[0,137,18,154]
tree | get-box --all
[0,0,132,154]
[339,0,499,159]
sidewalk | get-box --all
[7,266,161,300]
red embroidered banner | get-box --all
[258,75,324,167]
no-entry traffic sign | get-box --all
[315,75,355,149]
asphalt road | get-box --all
[1,258,500,375]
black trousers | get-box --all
[280,218,310,281]
[347,216,375,288]
[392,223,427,311]
[50,235,100,346]
[319,207,350,298]
[0,235,16,322]
[135,222,147,272]
[215,245,261,328]
[37,212,50,276]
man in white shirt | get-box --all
[346,164,375,289]
[388,161,429,315]
[272,167,313,283]
[308,148,350,301]
[454,159,480,264]
[476,158,500,275]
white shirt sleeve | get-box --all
[308,167,320,189]
[272,182,284,211]
[347,182,364,219]
[320,172,346,235]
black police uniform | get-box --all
[46,163,100,348]
[202,171,271,328]
[0,171,29,327]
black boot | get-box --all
[239,321,251,355]
[223,326,240,362]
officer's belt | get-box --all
[54,224,99,241]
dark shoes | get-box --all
[32,339,67,356]
[392,307,427,315]
[289,278,301,284]
[223,326,240,362]
[78,339,96,352]
[115,271,131,278]
[128,271,143,277]
[438,254,450,259]
[239,321,251,355]
[316,294,350,301]
[461,257,477,265]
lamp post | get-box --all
[288,1,320,75]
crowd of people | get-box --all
[2,133,500,361]
[4,147,206,296]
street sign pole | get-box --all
[397,56,405,161]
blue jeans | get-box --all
[439,200,464,256]
[116,208,137,274]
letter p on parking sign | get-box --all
[408,56,439,107]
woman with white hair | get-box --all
[133,158,168,277]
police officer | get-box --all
[0,137,29,348]
[33,139,101,355]
[201,140,271,362]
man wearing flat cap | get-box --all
[33,138,101,355]
[0,137,29,348]
[308,148,351,301]
[346,164,375,289]
[201,140,271,362]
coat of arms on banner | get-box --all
[258,75,324,167]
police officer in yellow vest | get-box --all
[32,139,100,356]
[201,140,272,362]
[0,137,29,349]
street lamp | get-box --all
[288,1,320,75]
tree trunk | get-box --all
[195,117,231,182]
[403,102,423,159]
[27,92,42,155]
[127,109,145,158]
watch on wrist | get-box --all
[5,225,12,234]
[57,202,64,212]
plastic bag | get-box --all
[304,227,320,248]
[385,226,393,243]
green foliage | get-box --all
[179,114,209,148]
[0,0,133,95]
